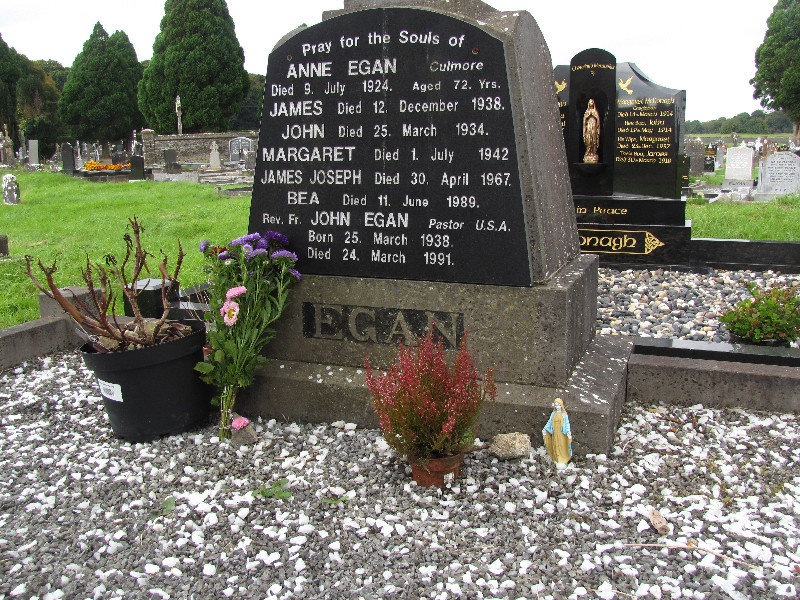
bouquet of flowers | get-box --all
[195,231,300,438]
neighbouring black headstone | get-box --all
[61,143,75,174]
[555,52,690,265]
[112,152,124,165]
[130,155,145,180]
[614,62,686,199]
[243,0,630,455]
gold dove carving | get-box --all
[555,79,567,94]
[618,76,634,95]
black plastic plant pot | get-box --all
[81,320,212,442]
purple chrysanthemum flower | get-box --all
[263,231,289,246]
[271,249,298,261]
[255,237,271,250]
[199,240,209,253]
[245,248,268,261]
[218,251,231,260]
[288,268,302,280]
[228,232,262,246]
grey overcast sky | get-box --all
[1,0,777,122]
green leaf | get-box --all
[195,361,214,374]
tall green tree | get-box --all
[17,56,64,157]
[58,23,144,144]
[0,33,21,147]
[36,60,71,93]
[228,73,265,130]
[139,0,249,133]
[751,0,800,143]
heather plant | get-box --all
[364,328,496,461]
[720,283,800,344]
[195,231,299,439]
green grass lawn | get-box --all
[1,170,248,328]
[1,170,799,329]
[687,194,800,241]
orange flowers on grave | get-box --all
[83,160,128,171]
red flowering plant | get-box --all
[364,328,496,461]
[195,231,300,439]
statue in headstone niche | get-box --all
[582,99,600,163]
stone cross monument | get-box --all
[175,95,183,135]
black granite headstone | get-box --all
[250,7,534,286]
[614,62,685,199]
[555,52,691,265]
[163,148,181,174]
[130,155,145,180]
[229,137,253,162]
[565,48,616,196]
[163,149,178,165]
[61,143,75,174]
[703,144,716,172]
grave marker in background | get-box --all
[229,136,253,162]
[27,140,39,166]
[129,155,145,180]
[724,145,755,185]
[243,0,630,454]
[2,174,20,204]
[208,142,222,170]
[704,144,716,172]
[614,62,685,199]
[754,151,800,200]
[61,143,75,173]
[686,139,705,176]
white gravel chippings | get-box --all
[1,267,799,599]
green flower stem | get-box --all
[218,385,237,440]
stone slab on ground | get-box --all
[0,317,82,371]
[238,334,631,456]
[627,351,800,414]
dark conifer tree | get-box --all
[138,0,249,133]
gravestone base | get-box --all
[238,334,630,456]
[578,222,693,267]
[236,254,631,455]
[575,194,686,226]
[258,254,599,388]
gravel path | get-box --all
[1,268,799,600]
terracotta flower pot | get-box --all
[409,453,464,487]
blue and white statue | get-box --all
[542,398,572,464]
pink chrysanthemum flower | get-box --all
[232,416,250,430]
[226,286,247,300]
[221,300,240,326]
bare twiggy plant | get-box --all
[27,217,187,351]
